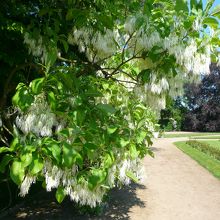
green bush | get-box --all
[186,140,220,161]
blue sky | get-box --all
[202,0,220,8]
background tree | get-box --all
[159,96,187,131]
[182,63,220,131]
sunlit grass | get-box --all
[175,141,220,179]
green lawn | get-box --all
[174,141,220,179]
[196,140,220,149]
[164,132,220,138]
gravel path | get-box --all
[128,138,220,220]
[2,138,220,219]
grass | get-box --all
[196,140,220,150]
[174,141,220,179]
[164,132,220,138]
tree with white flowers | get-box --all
[0,0,220,207]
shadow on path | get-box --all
[0,183,146,220]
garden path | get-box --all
[2,137,220,220]
[128,137,220,220]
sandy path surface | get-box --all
[2,138,220,219]
[128,138,220,220]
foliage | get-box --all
[0,0,220,208]
[182,64,220,131]
[159,97,186,131]
[175,141,220,179]
[1,71,156,207]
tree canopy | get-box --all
[182,64,220,131]
[0,0,220,207]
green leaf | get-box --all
[154,0,174,8]
[60,39,69,53]
[10,160,25,185]
[20,153,33,167]
[45,47,57,67]
[48,144,61,163]
[119,138,130,148]
[126,171,139,183]
[0,147,12,154]
[76,110,86,126]
[211,4,220,18]
[137,131,147,143]
[62,143,83,168]
[84,89,103,97]
[84,143,98,150]
[103,153,114,168]
[203,17,219,28]
[23,145,36,153]
[29,155,44,175]
[66,9,73,20]
[190,0,198,10]
[56,186,66,203]
[204,0,215,16]
[10,138,19,150]
[12,86,34,111]
[62,143,73,168]
[129,144,139,160]
[88,169,107,190]
[175,0,188,12]
[58,129,70,138]
[0,154,13,173]
[30,77,45,94]
[107,126,117,134]
[138,69,151,83]
[48,91,57,110]
[15,83,26,90]
[97,104,116,114]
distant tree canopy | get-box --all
[159,64,220,132]
[159,96,186,131]
[182,64,220,131]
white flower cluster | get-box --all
[24,32,47,63]
[116,158,145,185]
[67,183,106,208]
[124,16,137,34]
[68,28,118,61]
[163,34,211,75]
[136,30,161,52]
[43,160,96,207]
[125,16,161,52]
[124,16,211,75]
[19,156,145,207]
[134,86,166,112]
[19,174,36,197]
[16,95,57,136]
[134,75,168,112]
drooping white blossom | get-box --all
[16,95,57,136]
[68,27,118,61]
[116,158,145,185]
[19,174,36,197]
[124,16,137,34]
[24,32,48,63]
